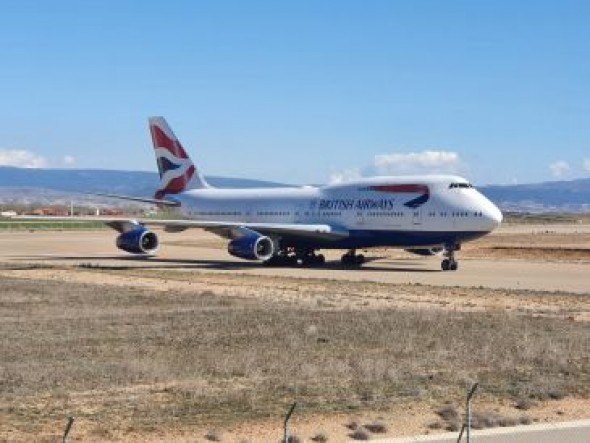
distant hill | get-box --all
[0,166,589,212]
[0,166,291,208]
[479,179,590,213]
[0,166,288,196]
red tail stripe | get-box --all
[154,165,196,199]
[151,125,189,160]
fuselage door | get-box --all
[412,209,422,225]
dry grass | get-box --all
[310,431,328,442]
[349,427,370,440]
[433,406,534,432]
[514,398,537,410]
[364,419,387,433]
[205,429,222,441]
[0,276,588,439]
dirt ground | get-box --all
[0,223,588,442]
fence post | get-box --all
[62,416,75,443]
[283,402,297,443]
[465,383,479,443]
[456,424,465,443]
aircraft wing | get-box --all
[155,219,349,241]
[11,216,349,241]
[142,219,348,241]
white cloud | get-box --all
[549,160,570,178]
[62,155,77,166]
[0,149,47,168]
[329,168,362,184]
[372,150,462,175]
[583,158,590,173]
[328,150,465,184]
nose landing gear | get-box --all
[441,244,459,271]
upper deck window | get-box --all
[449,183,473,189]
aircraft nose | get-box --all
[483,202,503,231]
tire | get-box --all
[441,259,450,271]
[316,254,326,265]
[450,261,458,271]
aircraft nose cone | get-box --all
[484,203,503,231]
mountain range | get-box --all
[480,179,590,213]
[0,166,588,212]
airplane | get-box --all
[27,117,504,271]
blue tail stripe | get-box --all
[157,157,182,175]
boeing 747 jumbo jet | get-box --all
[41,117,504,271]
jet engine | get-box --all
[405,247,444,256]
[116,227,159,254]
[228,231,274,261]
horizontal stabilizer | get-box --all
[88,192,179,206]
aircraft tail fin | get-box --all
[148,116,210,199]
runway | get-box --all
[1,228,588,294]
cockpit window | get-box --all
[449,182,473,189]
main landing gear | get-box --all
[301,249,326,266]
[263,248,325,267]
[441,244,459,271]
[341,249,365,266]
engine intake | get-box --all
[116,227,159,254]
[228,231,274,261]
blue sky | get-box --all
[0,0,589,185]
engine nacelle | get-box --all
[228,232,274,261]
[405,247,444,256]
[116,227,159,254]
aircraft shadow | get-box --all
[8,254,440,273]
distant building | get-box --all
[30,208,68,216]
[101,208,123,216]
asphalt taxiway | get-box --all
[1,229,588,294]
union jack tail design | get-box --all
[148,117,209,199]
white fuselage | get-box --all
[170,175,502,250]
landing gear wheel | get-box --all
[441,243,460,272]
[341,250,365,267]
[297,249,326,267]
[263,251,298,267]
[441,259,458,271]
